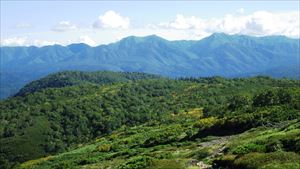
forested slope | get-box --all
[1,33,299,99]
[0,71,299,169]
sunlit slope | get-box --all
[1,73,299,168]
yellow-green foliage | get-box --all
[97,143,112,152]
[186,108,203,118]
[20,156,53,169]
[186,167,199,169]
[148,159,185,169]
[2,75,300,168]
[117,156,153,169]
[195,117,219,129]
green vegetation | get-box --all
[17,120,300,169]
[0,71,299,169]
[15,71,161,97]
[214,120,300,169]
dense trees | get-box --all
[0,72,299,168]
[253,89,293,107]
[15,71,161,97]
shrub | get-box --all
[52,161,74,169]
[265,140,283,152]
[233,152,300,169]
[232,143,266,155]
[213,155,236,168]
[149,159,185,169]
[194,148,211,160]
[97,143,112,152]
[117,156,153,169]
[281,135,300,153]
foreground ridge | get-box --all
[0,72,299,169]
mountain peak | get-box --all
[144,34,165,40]
[207,33,234,41]
[67,43,90,52]
[210,32,229,37]
[117,35,167,45]
[67,43,90,48]
[1,33,299,99]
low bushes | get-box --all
[117,156,153,169]
[232,143,266,155]
[234,152,300,169]
[214,152,300,169]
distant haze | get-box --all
[1,33,299,99]
[1,1,299,46]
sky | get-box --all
[1,1,299,46]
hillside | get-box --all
[19,119,300,169]
[15,71,161,97]
[0,71,299,169]
[1,33,299,99]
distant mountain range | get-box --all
[1,33,299,99]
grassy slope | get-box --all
[215,120,300,169]
[19,120,300,169]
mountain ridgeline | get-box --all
[0,71,299,169]
[15,71,161,97]
[1,33,299,99]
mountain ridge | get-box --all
[1,33,299,99]
[3,33,298,48]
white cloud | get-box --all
[237,8,245,14]
[52,21,77,32]
[0,37,27,46]
[159,14,205,30]
[93,10,130,29]
[156,11,300,38]
[0,37,60,46]
[2,10,299,47]
[77,36,96,46]
[32,40,58,46]
[15,23,32,28]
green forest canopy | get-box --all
[0,71,299,169]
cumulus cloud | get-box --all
[52,21,77,32]
[157,11,300,38]
[78,36,96,46]
[0,37,27,46]
[93,10,130,29]
[159,14,205,30]
[2,10,299,47]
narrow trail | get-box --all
[190,135,237,169]
[199,135,234,157]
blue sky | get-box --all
[1,1,299,46]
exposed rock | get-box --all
[187,159,199,166]
[197,161,212,169]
